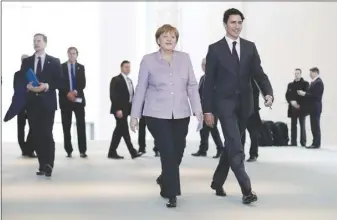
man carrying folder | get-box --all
[21,33,62,177]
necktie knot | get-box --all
[38,56,41,60]
[233,41,237,46]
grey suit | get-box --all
[131,50,202,197]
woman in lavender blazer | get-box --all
[130,24,203,208]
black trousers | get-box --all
[310,114,321,147]
[146,116,190,197]
[26,97,55,170]
[138,117,158,152]
[108,115,137,156]
[212,98,252,196]
[198,117,223,153]
[61,104,87,154]
[290,115,306,146]
[17,109,34,155]
[241,111,261,158]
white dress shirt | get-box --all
[225,35,241,60]
[121,72,133,102]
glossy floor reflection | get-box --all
[2,141,337,220]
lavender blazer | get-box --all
[131,50,202,119]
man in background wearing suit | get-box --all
[285,68,309,146]
[297,67,324,149]
[59,47,87,158]
[138,108,159,156]
[108,60,141,159]
[203,8,273,204]
[21,33,62,177]
[241,79,263,162]
[14,54,35,158]
[192,58,224,158]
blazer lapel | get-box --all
[119,74,130,96]
[239,39,248,75]
[42,55,51,73]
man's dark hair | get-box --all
[120,60,130,67]
[67,46,79,55]
[223,8,245,24]
[34,33,47,43]
[295,68,302,73]
[309,67,320,74]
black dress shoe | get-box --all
[80,153,88,158]
[166,197,177,208]
[247,156,257,162]
[242,191,258,204]
[138,150,146,154]
[213,151,221,158]
[154,151,160,157]
[66,153,72,158]
[108,154,124,159]
[44,164,53,177]
[215,188,227,196]
[131,152,142,159]
[36,169,45,176]
[306,145,320,149]
[191,151,207,157]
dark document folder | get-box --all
[25,68,39,87]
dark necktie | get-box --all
[71,64,76,90]
[232,41,240,74]
[36,57,42,75]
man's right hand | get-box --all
[204,113,214,127]
[67,92,76,102]
[116,110,123,118]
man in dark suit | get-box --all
[297,67,324,149]
[203,8,273,204]
[20,33,62,177]
[58,47,87,158]
[138,106,159,156]
[241,79,264,162]
[14,54,35,157]
[108,60,141,159]
[192,58,224,158]
[285,68,309,146]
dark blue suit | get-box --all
[305,77,324,148]
[20,54,62,171]
[203,37,273,195]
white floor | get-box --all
[2,141,337,220]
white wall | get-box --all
[2,2,337,146]
[243,2,337,145]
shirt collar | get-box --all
[225,35,240,46]
[156,49,177,60]
[35,52,46,60]
[121,72,129,79]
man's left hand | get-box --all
[264,95,273,107]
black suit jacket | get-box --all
[285,78,309,117]
[110,74,133,115]
[202,37,273,118]
[20,54,62,111]
[304,77,324,116]
[58,62,86,109]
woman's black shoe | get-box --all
[166,197,177,208]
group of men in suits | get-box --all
[9,33,88,177]
[286,67,324,149]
